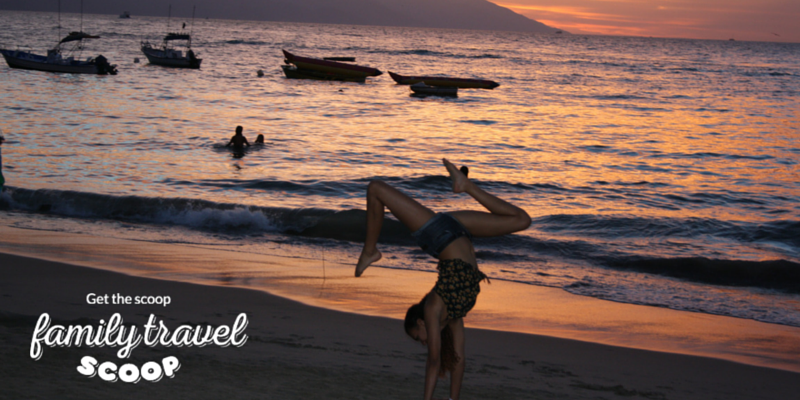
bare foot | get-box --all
[443,158,470,193]
[355,249,382,277]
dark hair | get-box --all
[236,126,243,134]
[403,301,424,334]
[404,296,460,376]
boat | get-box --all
[281,64,366,82]
[282,49,382,79]
[0,31,117,75]
[409,81,457,97]
[141,5,202,69]
[141,33,202,69]
[119,11,131,19]
[389,71,499,89]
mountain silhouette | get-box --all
[1,0,562,33]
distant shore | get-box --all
[0,3,561,35]
[1,225,800,398]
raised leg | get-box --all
[443,158,531,237]
[356,180,436,277]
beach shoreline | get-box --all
[2,223,800,398]
[1,224,799,374]
[2,249,799,399]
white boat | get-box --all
[0,31,117,75]
[141,33,202,69]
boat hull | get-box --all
[0,49,107,74]
[389,71,499,89]
[281,65,366,82]
[141,46,202,69]
[282,50,381,78]
[410,84,458,97]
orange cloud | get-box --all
[492,0,800,42]
[496,4,622,22]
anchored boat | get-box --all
[141,6,202,69]
[282,49,382,81]
[281,65,367,83]
[389,71,499,89]
[410,81,458,97]
[0,31,117,75]
[141,33,202,69]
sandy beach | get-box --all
[1,226,799,399]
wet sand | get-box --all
[1,226,799,398]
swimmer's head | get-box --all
[235,126,243,134]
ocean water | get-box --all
[1,11,799,327]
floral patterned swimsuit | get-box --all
[412,212,489,319]
[433,259,488,320]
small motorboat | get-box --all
[0,31,117,75]
[119,11,131,19]
[142,5,202,69]
[141,33,202,69]
[282,49,381,79]
[410,82,458,97]
[389,71,499,89]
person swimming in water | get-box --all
[226,126,250,148]
[254,134,265,144]
[355,158,531,400]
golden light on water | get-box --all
[2,14,796,231]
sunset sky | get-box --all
[494,0,800,42]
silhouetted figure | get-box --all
[460,165,469,177]
[254,134,265,144]
[355,159,531,400]
[226,126,250,149]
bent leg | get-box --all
[448,210,530,237]
[356,180,436,276]
[443,159,531,237]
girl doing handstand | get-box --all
[355,159,531,400]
